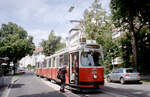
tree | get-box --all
[120,33,133,68]
[27,64,35,70]
[83,0,120,73]
[40,30,65,56]
[110,0,150,70]
[83,0,107,40]
[0,22,35,74]
[120,27,150,73]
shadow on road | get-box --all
[11,84,25,88]
[125,81,143,85]
[71,89,103,95]
[17,91,66,97]
[109,81,143,85]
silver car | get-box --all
[107,68,140,84]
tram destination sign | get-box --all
[86,45,100,49]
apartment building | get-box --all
[111,28,125,66]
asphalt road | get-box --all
[4,71,149,97]
[3,72,114,97]
[6,72,66,97]
[103,80,150,97]
[71,90,114,97]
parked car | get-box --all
[107,68,140,84]
[18,69,25,74]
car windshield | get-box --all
[81,51,103,66]
[126,69,137,73]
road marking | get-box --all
[39,78,80,97]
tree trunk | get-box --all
[13,63,16,75]
[13,59,17,75]
[129,19,138,70]
[131,32,138,69]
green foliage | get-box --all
[110,0,150,27]
[0,22,35,63]
[83,0,120,74]
[110,0,150,70]
[120,27,150,73]
[27,64,35,69]
[120,33,133,68]
[40,30,65,56]
[103,37,120,74]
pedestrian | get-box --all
[59,66,67,92]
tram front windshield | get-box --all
[81,51,103,66]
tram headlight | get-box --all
[93,74,97,79]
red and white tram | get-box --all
[35,40,104,89]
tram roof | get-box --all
[45,40,102,59]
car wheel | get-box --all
[107,76,112,82]
[120,78,125,84]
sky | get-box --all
[0,0,110,46]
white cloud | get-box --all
[101,0,111,13]
[28,29,50,46]
[0,0,110,47]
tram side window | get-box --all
[46,59,49,68]
[36,63,38,68]
[52,57,55,67]
[56,57,59,67]
[39,63,42,68]
[64,53,69,66]
[43,59,47,68]
[37,63,38,68]
[38,63,40,68]
[37,62,40,68]
[40,63,43,68]
[48,59,51,67]
[55,57,57,67]
[59,55,63,67]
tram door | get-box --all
[69,52,79,85]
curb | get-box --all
[141,81,150,85]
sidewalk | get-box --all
[0,76,13,86]
[0,76,12,97]
[0,85,5,97]
[140,74,150,85]
[0,76,19,97]
[141,74,150,80]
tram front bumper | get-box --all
[79,81,104,87]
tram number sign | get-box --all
[86,45,100,49]
[92,68,97,74]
